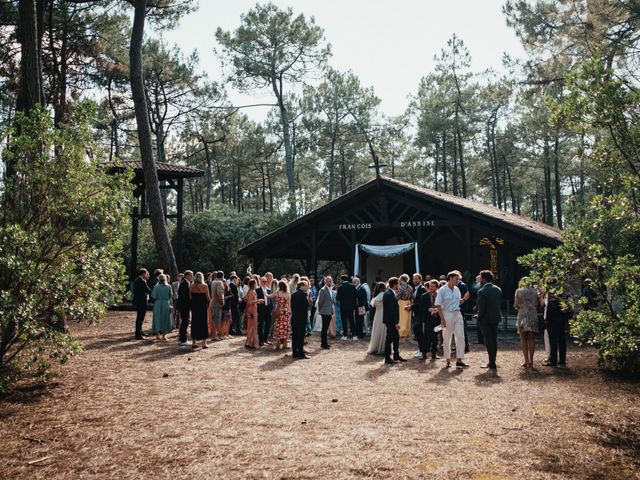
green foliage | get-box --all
[519,195,640,373]
[215,2,330,91]
[178,204,295,275]
[519,56,640,374]
[0,105,130,392]
[553,57,640,199]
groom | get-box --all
[383,277,406,365]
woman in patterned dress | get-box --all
[397,274,414,339]
[514,277,542,368]
[271,280,291,350]
[244,279,261,349]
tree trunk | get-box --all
[505,155,516,214]
[129,0,177,279]
[553,129,563,228]
[442,130,448,192]
[259,164,266,213]
[456,122,467,198]
[328,129,337,200]
[214,150,225,204]
[543,134,554,226]
[266,159,273,212]
[203,138,212,209]
[452,127,459,196]
[486,122,496,207]
[340,144,347,195]
[272,76,296,214]
[433,137,440,191]
[237,164,242,213]
[579,131,586,206]
[53,1,68,128]
[490,119,502,209]
[16,0,43,114]
[107,76,120,161]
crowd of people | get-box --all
[131,266,577,369]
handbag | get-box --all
[271,305,281,320]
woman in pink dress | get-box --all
[244,279,261,349]
[272,281,291,350]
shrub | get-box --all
[0,106,130,393]
[519,195,640,374]
[178,204,295,275]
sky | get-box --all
[161,0,526,121]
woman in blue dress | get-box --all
[151,274,173,341]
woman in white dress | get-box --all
[367,282,388,355]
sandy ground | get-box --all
[0,311,639,480]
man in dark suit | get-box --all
[177,270,193,346]
[477,269,502,370]
[383,277,406,364]
[291,281,311,359]
[229,275,241,335]
[418,279,441,360]
[256,276,272,346]
[353,277,369,339]
[407,273,427,358]
[336,274,357,339]
[132,268,151,340]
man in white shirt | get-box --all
[435,271,469,368]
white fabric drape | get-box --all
[353,242,419,276]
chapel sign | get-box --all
[337,219,437,230]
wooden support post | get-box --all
[309,231,317,281]
[130,205,139,280]
[417,227,423,274]
[176,177,184,272]
[465,222,472,278]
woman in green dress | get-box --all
[151,274,173,341]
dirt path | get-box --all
[1,311,639,479]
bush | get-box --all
[519,195,640,374]
[177,204,296,275]
[0,106,130,393]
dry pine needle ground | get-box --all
[1,311,639,480]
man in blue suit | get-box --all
[383,277,406,365]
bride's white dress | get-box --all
[367,292,387,355]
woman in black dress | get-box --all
[189,272,211,349]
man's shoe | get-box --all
[352,336,358,341]
[420,353,428,360]
[179,341,190,347]
[480,363,490,369]
[431,354,441,360]
[394,355,407,362]
[413,351,423,358]
[384,358,396,365]
[340,336,348,341]
[489,364,497,370]
[321,345,330,350]
[456,361,470,368]
[295,354,310,360]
